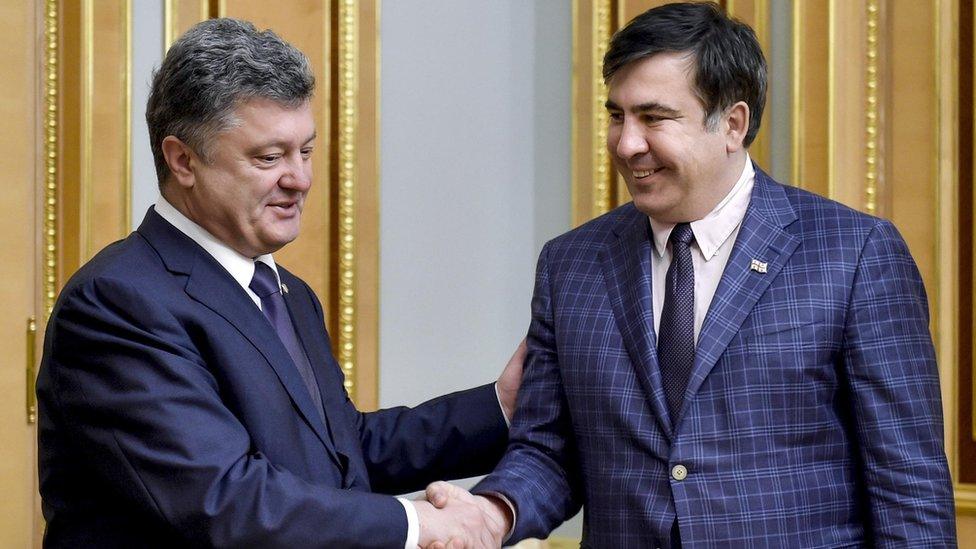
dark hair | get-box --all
[603,2,766,146]
[146,18,315,187]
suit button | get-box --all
[671,464,688,481]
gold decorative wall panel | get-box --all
[888,0,937,309]
[0,0,47,545]
[725,0,770,172]
[349,0,380,410]
[790,1,830,198]
[164,0,209,49]
[571,0,613,227]
[335,0,359,404]
[827,1,870,212]
[618,0,670,23]
[863,0,883,215]
[44,0,58,319]
[59,0,132,279]
[956,0,976,517]
[591,0,613,218]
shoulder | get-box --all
[760,171,897,250]
[52,232,184,324]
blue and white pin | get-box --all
[750,259,768,274]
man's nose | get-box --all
[615,119,649,159]
[280,154,312,191]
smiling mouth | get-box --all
[269,202,299,213]
[632,167,664,179]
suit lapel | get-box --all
[601,208,674,439]
[281,278,370,489]
[137,209,342,467]
[677,170,800,426]
[278,273,359,482]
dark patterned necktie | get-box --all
[250,262,326,425]
[657,222,696,427]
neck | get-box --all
[673,152,748,224]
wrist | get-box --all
[494,382,515,426]
[478,495,514,539]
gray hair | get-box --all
[146,18,315,187]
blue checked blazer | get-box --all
[475,168,955,547]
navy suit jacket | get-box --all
[37,208,508,548]
[475,170,955,547]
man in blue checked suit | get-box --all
[427,2,957,547]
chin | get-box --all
[267,221,301,243]
[630,185,683,218]
[632,195,665,216]
[255,232,299,256]
[273,234,300,250]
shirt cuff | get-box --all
[494,383,512,427]
[483,491,517,542]
[397,497,419,549]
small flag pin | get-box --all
[281,282,289,294]
[750,259,768,274]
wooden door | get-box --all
[0,1,45,546]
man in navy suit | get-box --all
[429,2,956,547]
[37,18,523,548]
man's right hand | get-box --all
[412,482,511,548]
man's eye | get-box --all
[301,148,313,159]
[258,154,281,163]
[608,112,623,122]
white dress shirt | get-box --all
[649,157,755,343]
[154,197,278,308]
[153,197,422,548]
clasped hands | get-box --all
[412,482,513,549]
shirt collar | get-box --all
[649,155,755,260]
[154,196,280,290]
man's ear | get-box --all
[161,136,198,189]
[724,101,750,154]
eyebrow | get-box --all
[604,100,682,118]
[252,131,317,153]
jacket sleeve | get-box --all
[38,275,408,549]
[355,384,509,495]
[472,242,583,542]
[840,220,956,546]
[298,278,510,495]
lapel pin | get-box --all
[750,259,768,274]
[281,282,289,294]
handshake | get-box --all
[411,482,513,549]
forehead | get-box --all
[213,97,316,149]
[230,97,314,130]
[606,51,699,106]
[211,98,315,157]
